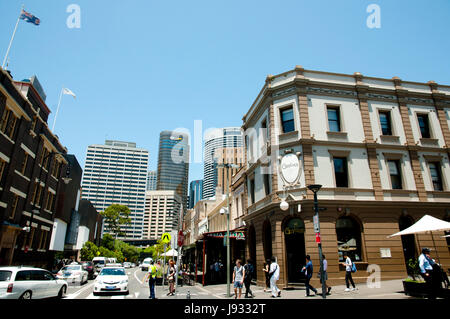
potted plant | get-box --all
[402,259,428,297]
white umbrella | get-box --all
[161,249,178,257]
[388,214,450,264]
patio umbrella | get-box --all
[388,215,450,264]
[161,249,178,257]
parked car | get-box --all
[123,262,131,269]
[81,261,95,279]
[56,264,88,285]
[93,266,129,295]
[0,267,68,299]
[140,258,153,271]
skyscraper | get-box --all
[147,171,157,191]
[188,180,203,209]
[203,127,243,199]
[156,131,189,212]
[81,140,149,239]
[143,190,182,240]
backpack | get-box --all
[351,260,357,273]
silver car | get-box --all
[0,267,68,299]
[56,264,88,285]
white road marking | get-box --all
[65,282,95,299]
[133,268,145,285]
[86,293,100,299]
[195,285,225,299]
[111,295,125,299]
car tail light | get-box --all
[7,283,13,293]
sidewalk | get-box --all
[190,279,412,299]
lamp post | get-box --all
[307,184,326,299]
[217,162,239,298]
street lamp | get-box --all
[307,184,326,299]
[217,162,239,298]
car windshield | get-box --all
[82,263,91,266]
[143,261,150,264]
[100,268,125,276]
[0,271,12,281]
[62,266,81,271]
[93,260,105,265]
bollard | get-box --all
[186,290,191,299]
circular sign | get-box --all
[280,153,301,185]
[161,232,171,244]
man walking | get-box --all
[341,253,356,292]
[145,260,158,299]
[320,254,331,295]
[269,256,281,298]
[232,259,245,299]
[301,255,317,297]
[243,259,254,298]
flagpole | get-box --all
[2,5,24,69]
[52,87,64,132]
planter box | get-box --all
[402,281,428,298]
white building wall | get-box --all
[75,226,90,250]
[407,105,446,147]
[368,101,407,145]
[48,218,67,252]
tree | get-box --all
[80,241,99,261]
[100,204,131,240]
[101,233,115,251]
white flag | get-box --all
[63,88,76,99]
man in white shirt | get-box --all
[269,256,281,298]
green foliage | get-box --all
[101,233,115,251]
[406,258,421,280]
[100,204,131,238]
[80,241,99,261]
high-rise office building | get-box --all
[203,127,243,199]
[156,131,189,211]
[143,190,181,240]
[188,180,203,209]
[147,171,157,191]
[81,140,149,239]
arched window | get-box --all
[336,216,363,262]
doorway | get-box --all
[284,218,306,283]
[399,215,417,269]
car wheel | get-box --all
[58,286,67,298]
[20,291,32,299]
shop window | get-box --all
[333,157,348,187]
[280,107,295,133]
[428,162,443,191]
[388,160,402,189]
[379,111,392,136]
[417,113,431,138]
[327,106,341,132]
[336,216,363,262]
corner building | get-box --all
[241,66,450,288]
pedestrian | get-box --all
[167,259,176,296]
[419,248,439,299]
[262,259,271,292]
[243,259,254,298]
[319,254,331,295]
[301,255,317,297]
[144,259,158,299]
[341,253,356,292]
[269,256,281,298]
[232,259,245,299]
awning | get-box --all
[200,229,246,240]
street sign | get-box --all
[280,153,302,185]
[313,214,320,233]
[161,232,171,244]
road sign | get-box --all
[161,232,171,244]
[313,214,320,233]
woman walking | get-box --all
[167,259,176,296]
[262,259,271,292]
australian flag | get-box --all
[20,9,40,25]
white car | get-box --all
[0,267,68,299]
[56,264,88,285]
[140,258,153,271]
[93,266,129,295]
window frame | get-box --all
[387,159,403,190]
[378,109,393,136]
[279,106,295,134]
[326,104,342,133]
[415,112,432,139]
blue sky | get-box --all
[1,0,449,183]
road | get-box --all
[63,267,223,300]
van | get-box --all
[92,257,108,270]
[140,258,153,271]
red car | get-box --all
[81,261,95,279]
